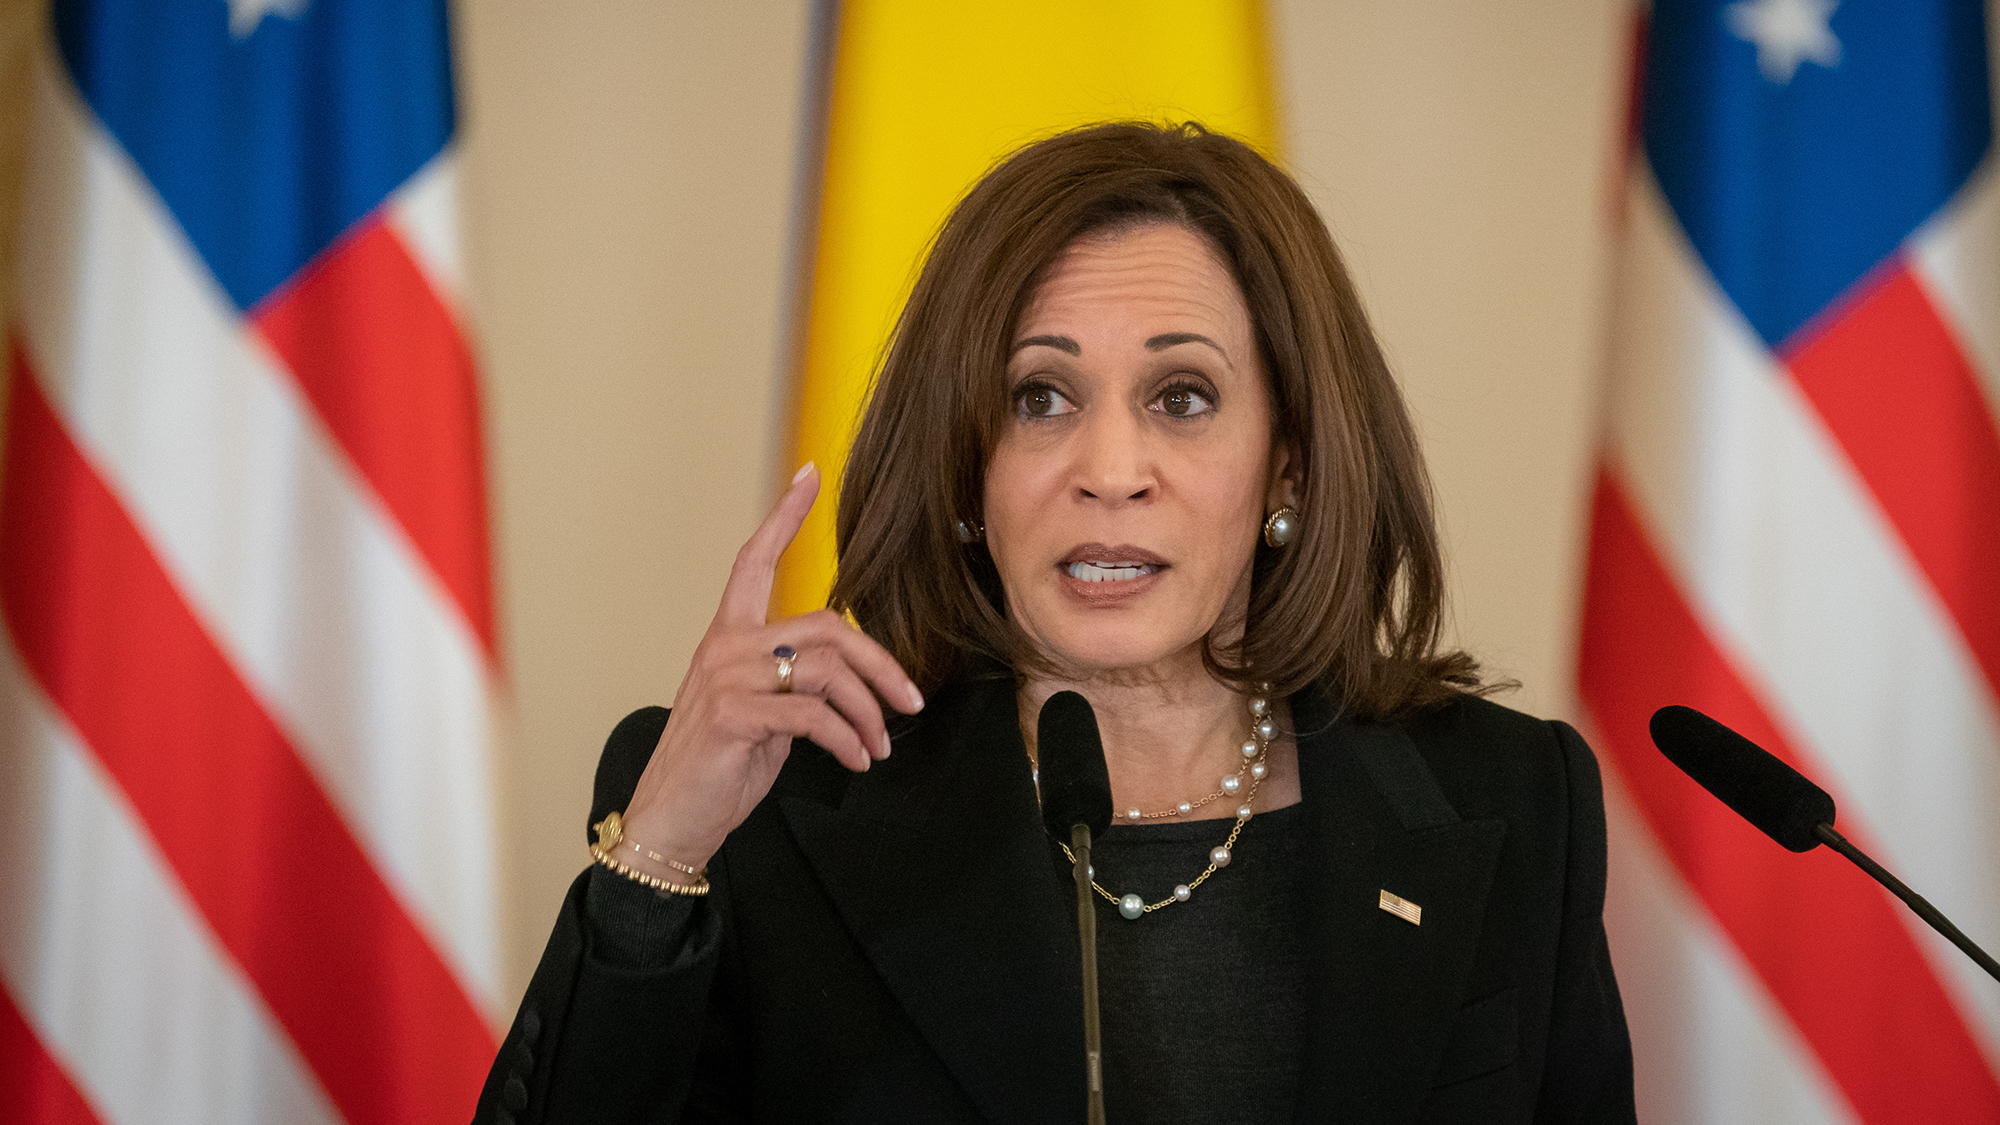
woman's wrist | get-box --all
[589,811,713,895]
[630,806,723,870]
[617,834,703,879]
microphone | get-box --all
[1037,691,1111,1125]
[1648,705,1833,852]
[1039,691,1112,843]
[1649,705,2000,983]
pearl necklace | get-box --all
[1033,689,1275,920]
[1118,692,1274,820]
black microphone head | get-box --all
[1037,691,1112,841]
[1649,705,1835,852]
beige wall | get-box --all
[461,1,1629,1004]
[0,0,1629,1009]
[456,0,821,1007]
[1274,4,1624,724]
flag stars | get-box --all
[1726,0,1843,84]
[227,0,310,40]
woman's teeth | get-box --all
[1067,561,1160,583]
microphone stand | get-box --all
[1814,823,2000,983]
[1071,824,1106,1125]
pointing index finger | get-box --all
[717,462,820,628]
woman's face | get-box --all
[984,222,1293,678]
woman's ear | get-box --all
[1266,438,1301,511]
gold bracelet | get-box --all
[623,837,702,878]
[595,811,706,875]
[590,841,710,895]
[591,812,710,896]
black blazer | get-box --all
[475,677,1634,1124]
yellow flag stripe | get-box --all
[778,0,1278,618]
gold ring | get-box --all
[773,645,796,694]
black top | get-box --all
[1083,804,1311,1125]
[583,865,700,970]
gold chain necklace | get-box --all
[1032,689,1275,920]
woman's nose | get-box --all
[1073,405,1153,503]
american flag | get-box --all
[1583,0,2000,1120]
[0,2,499,1123]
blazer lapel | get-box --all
[1291,687,1508,1125]
[779,676,1085,1124]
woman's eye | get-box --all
[1017,385,1075,418]
[1155,386,1214,417]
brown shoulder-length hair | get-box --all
[829,121,1482,721]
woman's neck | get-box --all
[1016,651,1301,820]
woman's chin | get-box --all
[1030,625,1210,682]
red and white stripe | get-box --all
[0,45,499,1125]
[1587,149,2000,1121]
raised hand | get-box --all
[612,463,925,880]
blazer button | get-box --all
[509,1039,534,1073]
[520,1007,541,1046]
[503,1074,528,1112]
[496,1115,516,1125]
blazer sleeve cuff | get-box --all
[474,865,725,1125]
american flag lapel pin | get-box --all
[1379,889,1421,926]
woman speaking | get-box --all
[476,122,1635,1124]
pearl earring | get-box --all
[955,518,985,544]
[1262,506,1299,547]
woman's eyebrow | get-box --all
[1012,334,1080,355]
[1009,332,1227,357]
[1146,332,1225,356]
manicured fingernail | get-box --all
[879,732,893,759]
[908,685,924,712]
[792,461,815,485]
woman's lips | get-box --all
[1066,560,1161,582]
[1055,544,1168,601]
